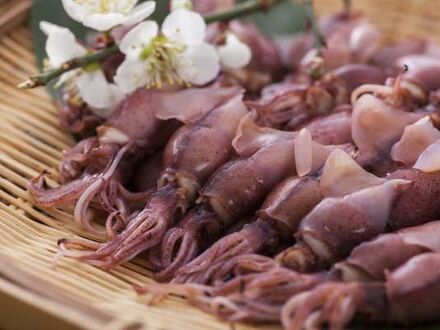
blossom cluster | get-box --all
[42,0,251,117]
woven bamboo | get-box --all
[0,0,438,329]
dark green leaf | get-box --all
[239,0,306,36]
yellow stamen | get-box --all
[138,34,188,89]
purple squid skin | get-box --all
[153,135,305,282]
[171,173,324,284]
[297,110,353,145]
[372,38,427,70]
[170,140,297,282]
[132,151,164,193]
[330,63,386,94]
[334,221,440,282]
[257,176,323,237]
[160,92,248,191]
[388,168,440,229]
[200,140,296,225]
[386,252,440,324]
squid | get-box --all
[277,135,440,273]
[351,92,422,175]
[372,38,431,74]
[250,63,384,130]
[207,148,388,282]
[155,104,360,282]
[390,116,440,167]
[152,126,300,281]
[203,219,440,324]
[254,221,440,323]
[144,220,440,325]
[283,252,440,329]
[266,177,409,273]
[58,91,249,267]
[171,139,355,284]
[388,139,440,229]
[354,55,440,113]
[397,55,440,102]
[150,114,346,281]
[287,12,381,72]
[28,86,238,234]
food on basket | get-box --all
[23,0,440,328]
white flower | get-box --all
[40,21,125,117]
[62,0,156,32]
[218,32,252,69]
[40,21,87,67]
[114,8,220,93]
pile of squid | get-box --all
[29,6,440,330]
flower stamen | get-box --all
[73,0,136,15]
[139,35,188,89]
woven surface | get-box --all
[0,26,275,330]
[315,0,440,44]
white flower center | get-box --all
[73,0,136,14]
[139,35,188,88]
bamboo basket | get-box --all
[0,0,438,329]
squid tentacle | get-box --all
[73,145,130,235]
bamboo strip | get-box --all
[0,0,31,36]
[0,111,72,150]
[1,35,36,61]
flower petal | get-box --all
[119,20,158,55]
[123,1,156,26]
[218,33,252,69]
[76,70,125,116]
[177,43,220,86]
[82,12,127,31]
[162,9,206,45]
[114,56,148,93]
[61,0,88,23]
[40,21,87,67]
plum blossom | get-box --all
[114,8,220,92]
[40,21,125,117]
[62,0,156,31]
[114,7,252,93]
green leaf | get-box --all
[239,0,306,36]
